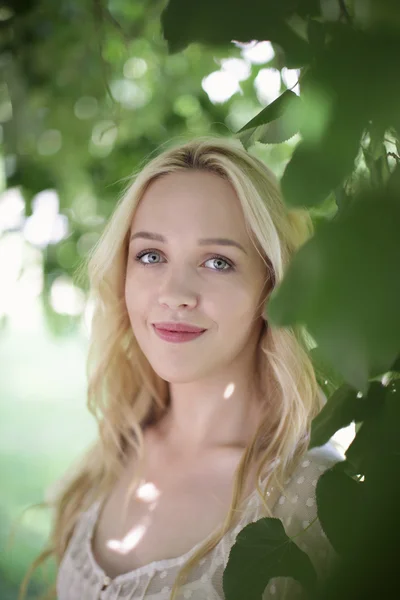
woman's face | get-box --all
[125,170,269,383]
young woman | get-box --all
[22,136,341,600]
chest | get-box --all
[91,448,252,579]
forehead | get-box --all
[132,170,246,233]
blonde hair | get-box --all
[16,135,323,600]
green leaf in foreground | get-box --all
[280,113,363,208]
[268,185,400,393]
[345,382,398,477]
[237,90,302,148]
[238,91,301,133]
[309,345,344,398]
[316,464,364,556]
[309,384,359,449]
[223,518,317,600]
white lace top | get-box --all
[56,444,341,600]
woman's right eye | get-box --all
[135,250,162,265]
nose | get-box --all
[157,269,199,310]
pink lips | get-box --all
[153,324,206,343]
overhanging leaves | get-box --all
[161,0,312,67]
[281,26,400,207]
[268,184,400,393]
[223,518,317,600]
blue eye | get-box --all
[135,250,162,265]
[134,249,235,272]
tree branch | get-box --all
[338,0,352,25]
[92,0,117,105]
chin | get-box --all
[147,359,208,384]
[152,368,201,384]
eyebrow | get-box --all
[130,231,247,255]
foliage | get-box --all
[161,0,400,598]
[223,519,317,600]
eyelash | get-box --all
[134,249,235,272]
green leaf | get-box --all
[296,0,321,19]
[307,18,326,53]
[396,138,400,159]
[237,91,303,148]
[238,118,298,148]
[391,354,400,372]
[238,91,300,133]
[316,464,364,556]
[345,382,399,476]
[309,345,344,397]
[378,383,400,457]
[223,518,317,600]
[309,384,359,449]
[281,111,364,208]
[268,186,400,393]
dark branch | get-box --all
[338,0,352,25]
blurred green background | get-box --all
[0,303,95,598]
[0,1,359,597]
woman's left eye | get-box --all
[134,250,235,272]
[204,255,234,271]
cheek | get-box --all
[217,288,258,321]
[124,276,133,309]
[124,276,147,321]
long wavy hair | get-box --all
[16,136,323,600]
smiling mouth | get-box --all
[152,325,207,343]
[156,327,205,333]
[153,323,206,333]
